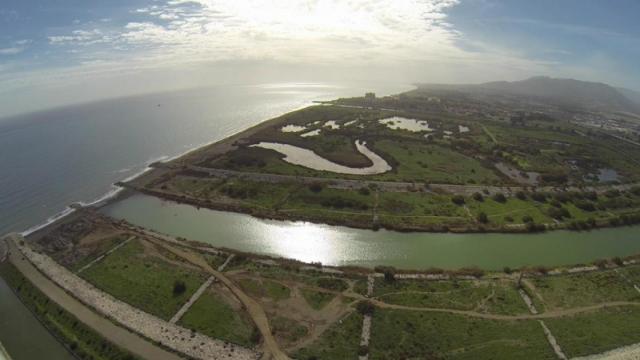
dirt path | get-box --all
[170,276,215,324]
[138,164,640,198]
[143,236,289,360]
[539,320,567,359]
[3,235,183,360]
[342,288,640,321]
[76,235,135,274]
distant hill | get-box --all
[418,76,640,114]
[617,87,640,106]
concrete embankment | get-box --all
[0,340,12,360]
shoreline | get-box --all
[19,96,335,239]
[13,91,640,250]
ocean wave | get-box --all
[19,155,168,237]
[20,206,76,237]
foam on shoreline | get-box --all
[20,155,167,237]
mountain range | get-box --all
[418,76,640,114]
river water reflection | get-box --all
[104,194,640,270]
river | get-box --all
[0,81,409,359]
[0,277,73,360]
[104,193,640,271]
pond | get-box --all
[251,140,391,175]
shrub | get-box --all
[584,191,598,201]
[605,189,621,198]
[516,191,527,200]
[492,193,507,203]
[358,345,369,356]
[553,192,571,203]
[574,200,596,212]
[172,280,186,296]
[383,269,396,283]
[530,192,547,202]
[358,187,371,196]
[356,301,375,315]
[472,192,484,202]
[504,215,514,222]
[503,266,512,274]
[308,183,324,193]
[526,222,545,232]
[456,267,485,278]
[535,266,548,275]
[547,206,571,220]
[451,195,465,205]
[612,257,624,266]
[593,259,608,269]
[477,212,488,224]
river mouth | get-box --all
[102,193,640,271]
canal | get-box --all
[104,193,640,270]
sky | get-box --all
[0,0,639,117]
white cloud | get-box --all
[47,0,467,66]
[0,39,31,55]
[0,47,24,55]
[1,0,581,117]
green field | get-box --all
[80,239,208,320]
[301,288,336,310]
[294,311,363,360]
[237,278,291,301]
[529,270,640,310]
[369,309,555,360]
[372,279,529,315]
[545,306,640,357]
[178,289,257,347]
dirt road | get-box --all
[3,234,183,360]
[143,236,290,360]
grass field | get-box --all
[0,262,139,360]
[178,288,257,347]
[372,279,529,315]
[237,278,291,301]
[545,306,640,357]
[68,234,129,272]
[529,270,640,310]
[270,315,309,344]
[371,140,501,184]
[294,311,363,360]
[80,239,208,320]
[301,288,336,310]
[369,309,555,360]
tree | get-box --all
[356,301,375,315]
[383,269,396,283]
[492,193,507,203]
[308,183,324,193]
[451,195,465,205]
[173,280,186,296]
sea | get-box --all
[0,82,410,236]
[0,81,410,360]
